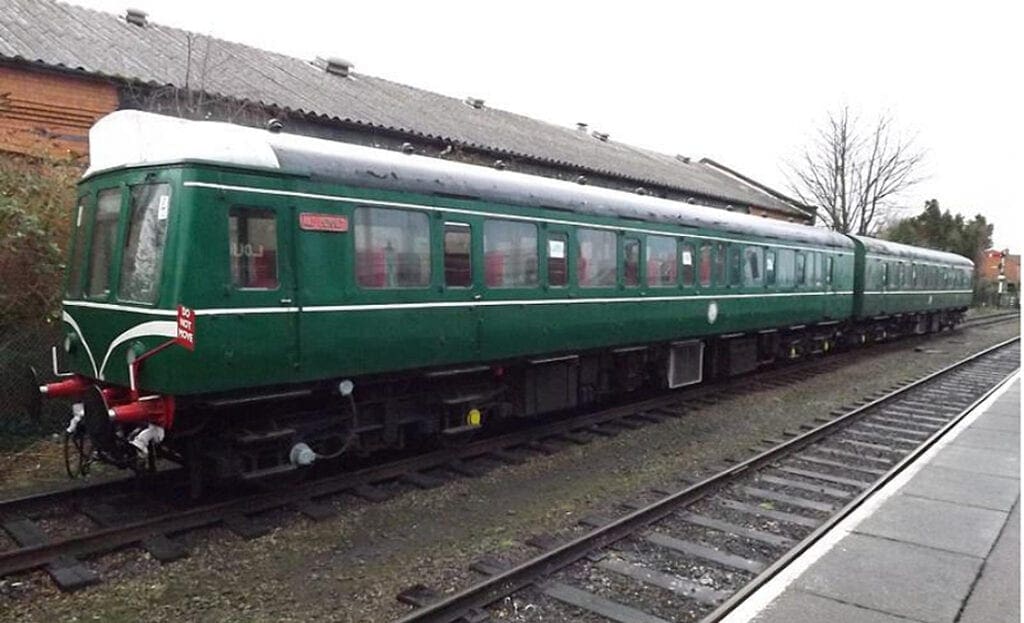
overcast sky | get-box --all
[73,0,1021,249]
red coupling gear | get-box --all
[40,375,92,399]
[108,395,175,429]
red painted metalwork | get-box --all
[41,375,91,399]
[109,395,175,429]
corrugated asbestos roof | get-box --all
[0,0,810,218]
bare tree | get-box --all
[787,107,925,235]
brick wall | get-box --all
[979,249,1021,285]
[0,64,118,158]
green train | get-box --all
[30,111,973,485]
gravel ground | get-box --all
[0,319,1018,623]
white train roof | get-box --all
[87,111,853,249]
[851,235,974,266]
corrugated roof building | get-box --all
[0,0,814,222]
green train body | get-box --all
[38,112,973,484]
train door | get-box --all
[823,254,844,319]
[225,197,301,374]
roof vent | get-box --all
[320,57,354,77]
[591,131,609,142]
[576,122,588,132]
[635,187,648,196]
[675,154,691,164]
[575,175,588,185]
[125,8,148,27]
[401,142,415,154]
[494,159,506,170]
[465,97,485,109]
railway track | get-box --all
[393,336,1020,623]
[0,313,1017,593]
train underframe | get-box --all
[34,308,966,493]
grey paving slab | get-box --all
[950,427,1019,452]
[749,589,912,623]
[854,494,1007,557]
[795,532,981,623]
[929,444,1018,479]
[970,414,1019,433]
[901,464,1020,511]
[959,502,1020,623]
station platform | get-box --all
[724,374,1021,623]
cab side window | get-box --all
[87,188,122,297]
[230,207,279,289]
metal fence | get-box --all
[0,322,63,445]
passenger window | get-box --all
[443,222,472,288]
[911,263,918,288]
[776,249,795,286]
[229,207,279,289]
[577,228,617,287]
[826,256,834,286]
[714,242,727,286]
[646,235,676,287]
[795,252,806,285]
[623,237,641,287]
[743,246,763,286]
[66,198,89,298]
[698,243,712,287]
[119,183,172,304]
[547,232,568,287]
[728,246,742,286]
[484,219,538,288]
[764,250,776,285]
[354,207,430,288]
[681,243,696,287]
[87,188,122,297]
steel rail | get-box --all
[702,341,1020,621]
[393,335,1020,623]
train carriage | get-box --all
[30,111,966,486]
[850,235,973,334]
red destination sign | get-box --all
[176,305,196,351]
[299,213,349,232]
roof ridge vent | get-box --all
[319,57,354,77]
[465,97,485,109]
[576,122,588,132]
[675,154,691,164]
[125,8,148,27]
[591,131,609,142]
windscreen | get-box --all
[118,183,172,304]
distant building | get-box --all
[979,249,1020,306]
[0,0,815,224]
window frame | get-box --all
[576,227,618,288]
[85,186,125,300]
[353,206,433,290]
[546,230,569,288]
[483,217,539,289]
[622,235,641,288]
[442,221,473,289]
[229,206,281,291]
